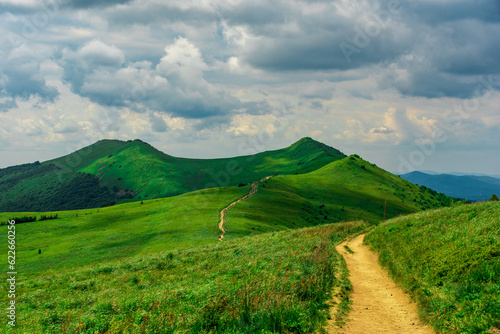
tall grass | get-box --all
[3,220,371,333]
[365,201,500,333]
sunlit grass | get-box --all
[2,221,371,333]
[365,201,500,333]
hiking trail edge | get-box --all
[218,176,272,241]
[330,234,435,334]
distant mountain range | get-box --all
[401,171,500,201]
[418,170,500,179]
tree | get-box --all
[489,194,499,201]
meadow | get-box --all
[0,186,250,274]
[365,201,500,333]
[2,220,371,333]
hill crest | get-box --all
[1,137,346,211]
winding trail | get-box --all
[332,234,434,334]
[218,176,272,241]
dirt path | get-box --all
[332,234,434,334]
[218,176,272,241]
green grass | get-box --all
[50,137,347,204]
[365,201,500,333]
[223,155,453,240]
[0,186,250,274]
[1,221,371,334]
[0,154,453,275]
[1,137,347,212]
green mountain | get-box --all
[48,137,345,199]
[223,154,453,239]
[0,137,345,212]
[0,162,116,212]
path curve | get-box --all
[218,176,272,241]
[333,234,434,334]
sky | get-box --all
[0,0,499,175]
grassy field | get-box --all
[2,220,371,334]
[0,186,250,274]
[365,201,500,333]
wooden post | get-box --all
[384,200,387,221]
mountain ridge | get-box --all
[0,137,346,212]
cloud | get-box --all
[149,112,167,133]
[369,127,393,134]
[226,113,279,136]
[77,40,125,67]
[1,0,500,174]
[407,0,500,25]
[63,0,132,9]
[0,45,58,109]
[61,38,268,120]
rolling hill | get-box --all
[0,154,453,275]
[0,138,462,333]
[401,171,500,201]
[0,137,345,212]
[224,155,454,240]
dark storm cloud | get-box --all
[429,20,500,76]
[242,30,407,71]
[0,98,18,112]
[371,0,500,98]
[219,0,410,72]
[407,0,500,25]
[380,68,479,99]
[224,0,287,26]
[62,0,132,9]
[216,0,499,98]
[106,4,217,26]
[2,64,59,101]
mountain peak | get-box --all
[287,137,346,158]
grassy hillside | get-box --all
[223,155,453,240]
[365,201,500,333]
[0,154,453,275]
[0,137,346,212]
[0,153,454,275]
[2,220,371,334]
[67,137,346,201]
[0,162,116,212]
